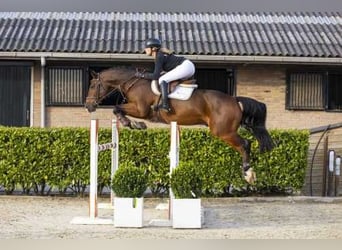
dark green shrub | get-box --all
[0,159,16,194]
[118,128,170,196]
[250,129,309,194]
[170,161,203,199]
[111,161,148,197]
[0,126,309,197]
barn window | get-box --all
[46,67,86,106]
[327,73,342,110]
[195,68,235,95]
[286,71,342,111]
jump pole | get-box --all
[71,119,119,225]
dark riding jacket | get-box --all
[143,51,186,80]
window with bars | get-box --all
[286,71,342,112]
[46,67,86,106]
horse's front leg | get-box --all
[112,105,131,127]
[112,104,148,129]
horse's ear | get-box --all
[90,70,98,79]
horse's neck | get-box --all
[123,79,153,96]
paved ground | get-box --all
[1,195,342,239]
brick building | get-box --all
[0,12,341,195]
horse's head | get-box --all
[85,67,144,112]
[85,70,109,112]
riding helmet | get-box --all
[145,38,162,49]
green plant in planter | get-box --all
[111,161,148,198]
[170,161,203,199]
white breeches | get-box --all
[158,60,195,84]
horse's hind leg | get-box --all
[223,133,251,171]
[218,132,256,184]
[241,138,251,171]
[240,139,257,184]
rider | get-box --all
[134,38,195,112]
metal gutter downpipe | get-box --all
[40,56,46,128]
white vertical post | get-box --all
[335,156,341,196]
[328,150,335,197]
[89,119,99,219]
[148,121,180,227]
[111,119,119,204]
[40,57,46,128]
[169,121,179,220]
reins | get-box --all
[118,76,140,101]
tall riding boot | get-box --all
[160,81,171,112]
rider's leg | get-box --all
[159,81,171,112]
[157,60,195,113]
[159,60,195,83]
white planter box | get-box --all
[172,198,202,229]
[114,197,144,228]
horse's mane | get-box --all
[101,66,136,74]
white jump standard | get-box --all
[149,121,203,228]
[71,120,201,228]
[71,119,119,225]
[149,121,179,227]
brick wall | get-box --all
[236,64,341,130]
[33,63,341,130]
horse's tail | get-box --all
[236,96,274,153]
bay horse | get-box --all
[85,66,274,184]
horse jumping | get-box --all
[85,66,274,184]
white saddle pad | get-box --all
[151,81,198,101]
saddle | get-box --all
[151,79,198,101]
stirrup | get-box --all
[159,104,171,113]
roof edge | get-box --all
[1,52,341,65]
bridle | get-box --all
[86,71,141,105]
[85,74,115,105]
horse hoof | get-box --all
[137,121,147,129]
[119,119,130,127]
[244,168,257,185]
[130,121,147,129]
